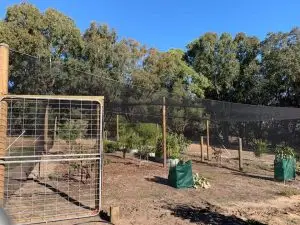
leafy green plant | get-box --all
[58,119,88,144]
[156,133,190,159]
[119,127,141,158]
[252,139,268,157]
[104,140,119,153]
[135,123,160,147]
[275,144,295,160]
[193,173,211,189]
[118,122,160,158]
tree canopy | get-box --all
[2,3,300,146]
[2,3,300,109]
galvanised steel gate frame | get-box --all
[0,95,104,224]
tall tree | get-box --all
[186,33,239,100]
[0,3,83,94]
[232,33,262,104]
[261,28,300,106]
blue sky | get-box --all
[1,0,300,51]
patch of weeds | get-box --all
[277,188,300,197]
[252,139,269,157]
[104,159,112,165]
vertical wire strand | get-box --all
[89,101,93,208]
[68,100,71,207]
[55,99,60,218]
[79,100,83,208]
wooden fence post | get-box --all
[206,120,211,160]
[200,136,204,162]
[110,206,120,224]
[239,137,243,171]
[0,43,9,207]
[116,114,119,141]
[162,97,167,168]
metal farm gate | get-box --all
[0,95,104,224]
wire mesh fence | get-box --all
[1,95,103,224]
[4,47,300,223]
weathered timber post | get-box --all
[0,43,9,207]
[116,114,119,141]
[206,120,211,160]
[239,137,243,171]
[110,206,120,224]
[200,136,204,162]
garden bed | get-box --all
[99,148,300,225]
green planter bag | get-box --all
[168,160,194,188]
[274,158,296,181]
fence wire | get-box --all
[1,96,103,224]
[5,48,300,223]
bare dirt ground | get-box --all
[97,144,300,225]
[5,143,300,225]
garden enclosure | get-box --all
[3,42,300,223]
[1,42,104,225]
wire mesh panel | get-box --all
[0,95,103,224]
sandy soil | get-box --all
[4,143,300,225]
[98,145,300,225]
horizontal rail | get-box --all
[2,153,100,159]
[2,94,104,103]
[0,157,100,164]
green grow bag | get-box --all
[168,160,194,188]
[274,158,296,181]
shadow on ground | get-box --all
[145,176,169,186]
[165,204,266,225]
[34,179,94,210]
[230,172,274,182]
[191,159,240,172]
[191,159,274,182]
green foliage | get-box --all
[119,122,160,156]
[134,123,160,147]
[4,3,300,156]
[186,32,240,100]
[104,140,119,153]
[252,139,268,157]
[156,133,190,159]
[275,144,295,160]
[58,119,88,143]
[193,173,211,189]
[119,124,139,149]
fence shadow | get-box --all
[230,172,274,182]
[34,179,94,210]
[192,159,240,172]
[145,176,169,186]
[164,204,266,225]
